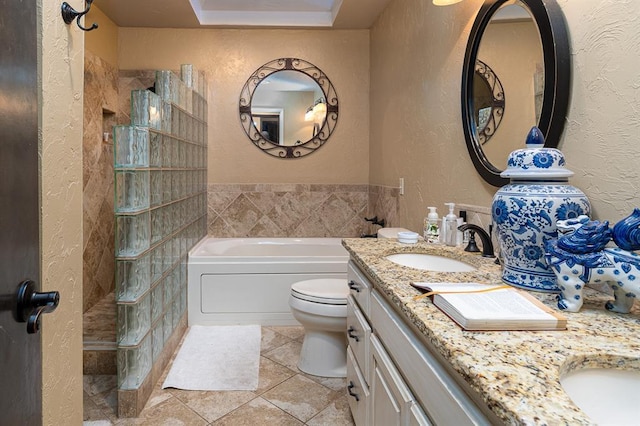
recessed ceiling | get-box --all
[95,0,393,29]
[189,0,341,27]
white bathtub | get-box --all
[188,237,349,326]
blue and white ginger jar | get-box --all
[492,127,591,292]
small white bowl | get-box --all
[397,231,420,244]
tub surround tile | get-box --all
[208,191,242,214]
[368,184,399,228]
[248,215,284,238]
[292,220,332,238]
[244,191,284,215]
[317,194,359,230]
[342,237,640,425]
[268,192,316,231]
[207,183,372,238]
[207,216,233,237]
[219,194,263,235]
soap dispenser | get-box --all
[443,203,458,247]
[424,207,440,243]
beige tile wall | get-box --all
[208,183,373,238]
[207,183,400,239]
[368,185,400,230]
[83,52,119,313]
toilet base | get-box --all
[297,329,347,377]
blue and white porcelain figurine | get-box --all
[492,127,591,292]
[545,213,640,313]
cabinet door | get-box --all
[370,334,414,426]
[409,403,432,426]
[347,296,371,384]
[347,346,370,425]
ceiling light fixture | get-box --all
[433,0,464,5]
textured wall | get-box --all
[557,0,640,223]
[370,0,492,235]
[370,0,640,235]
[40,0,84,423]
[117,28,370,185]
[85,5,119,67]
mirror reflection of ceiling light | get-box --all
[304,98,327,122]
[304,107,315,122]
[313,100,327,113]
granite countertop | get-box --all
[342,238,640,425]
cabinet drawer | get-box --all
[347,260,371,316]
[371,290,490,426]
[347,346,370,426]
[347,295,371,384]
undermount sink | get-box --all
[561,368,640,424]
[385,253,476,272]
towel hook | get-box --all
[61,0,98,31]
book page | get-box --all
[412,282,556,320]
[440,290,554,320]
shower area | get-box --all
[82,53,208,417]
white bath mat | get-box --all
[162,325,261,391]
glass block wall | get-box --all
[114,65,207,392]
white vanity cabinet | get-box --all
[346,260,493,426]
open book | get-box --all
[411,282,567,331]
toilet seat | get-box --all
[291,279,348,305]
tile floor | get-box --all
[83,326,355,425]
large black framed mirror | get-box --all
[462,0,570,186]
[239,58,338,158]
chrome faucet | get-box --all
[457,224,495,258]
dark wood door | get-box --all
[0,0,42,423]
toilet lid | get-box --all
[291,279,348,304]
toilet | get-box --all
[288,228,411,377]
[289,278,349,377]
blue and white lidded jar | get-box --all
[492,127,591,292]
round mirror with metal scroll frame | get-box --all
[239,58,338,158]
[474,59,505,145]
[461,0,570,187]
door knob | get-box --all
[16,280,59,334]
